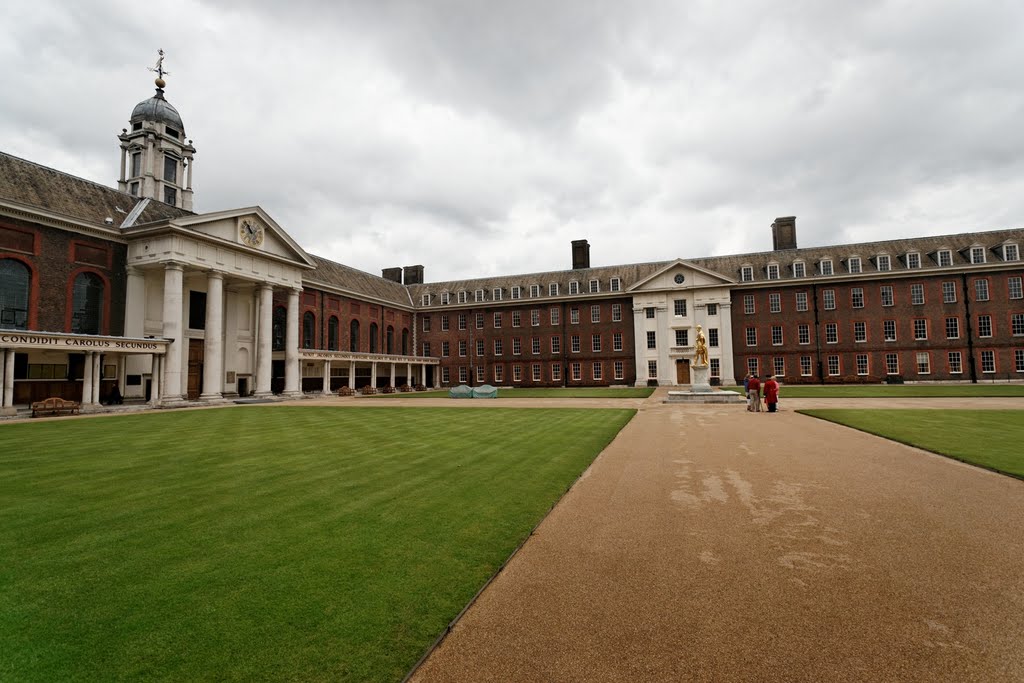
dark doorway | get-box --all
[187,339,204,400]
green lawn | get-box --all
[0,406,634,682]
[724,384,1024,398]
[372,387,655,399]
[799,409,1024,478]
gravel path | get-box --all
[409,390,1024,682]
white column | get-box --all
[370,361,377,388]
[149,355,161,405]
[389,363,396,388]
[255,285,273,396]
[2,349,14,411]
[82,351,94,406]
[421,364,427,387]
[348,361,356,389]
[161,262,185,402]
[632,305,646,386]
[119,146,127,184]
[200,272,225,401]
[406,363,412,387]
[719,301,736,384]
[92,353,102,404]
[284,288,301,396]
[322,360,331,395]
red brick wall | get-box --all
[0,218,126,335]
[731,268,1024,383]
[418,297,637,386]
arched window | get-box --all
[402,328,410,355]
[328,316,339,351]
[71,272,104,334]
[0,259,30,330]
[272,306,287,351]
[369,322,379,353]
[302,311,315,349]
[349,319,360,352]
[386,325,394,354]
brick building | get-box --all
[1,79,1022,413]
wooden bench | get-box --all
[31,397,80,418]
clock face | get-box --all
[674,273,685,284]
[240,219,264,247]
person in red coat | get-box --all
[763,374,780,413]
[747,374,761,412]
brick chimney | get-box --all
[403,265,424,285]
[771,217,797,251]
[571,239,590,269]
[381,267,403,283]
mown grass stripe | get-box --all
[0,406,633,682]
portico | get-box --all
[122,207,315,405]
[0,331,169,413]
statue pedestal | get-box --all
[690,364,713,393]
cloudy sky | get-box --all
[2,0,1023,282]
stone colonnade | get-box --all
[159,262,303,404]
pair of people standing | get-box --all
[744,373,780,413]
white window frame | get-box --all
[792,261,806,278]
[937,250,952,267]
[767,263,780,280]
[820,259,833,276]
[610,277,621,292]
[848,257,862,274]
[877,255,891,272]
[569,281,580,295]
[589,279,600,293]
[740,266,754,282]
[906,252,921,269]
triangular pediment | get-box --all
[165,206,315,268]
[628,259,736,291]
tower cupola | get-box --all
[117,50,196,211]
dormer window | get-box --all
[530,284,540,298]
[740,266,754,282]
[511,286,522,299]
[421,293,431,306]
[549,283,559,296]
[937,249,953,266]
[767,263,780,280]
[877,255,891,272]
[820,259,833,276]
[569,281,580,294]
[792,261,806,278]
[906,252,921,269]
[970,246,986,264]
[1004,244,1019,261]
[475,289,484,302]
[493,287,503,301]
[610,277,621,292]
[441,291,451,305]
[457,290,468,304]
[848,257,862,274]
[589,279,600,293]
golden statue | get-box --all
[694,324,709,366]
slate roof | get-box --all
[688,228,1024,282]
[0,151,192,228]
[306,254,413,307]
[406,261,670,306]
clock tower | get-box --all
[117,50,196,210]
